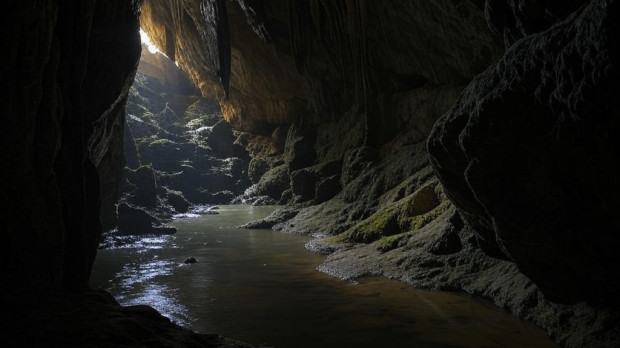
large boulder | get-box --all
[290,169,316,202]
[248,157,270,184]
[165,189,191,213]
[117,203,155,235]
[256,164,290,201]
[428,0,620,307]
[290,160,342,203]
[206,120,248,159]
[284,121,316,171]
[124,165,158,208]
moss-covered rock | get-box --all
[256,164,290,200]
[248,157,270,184]
[165,189,191,213]
[335,182,447,244]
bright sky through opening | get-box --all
[140,29,160,54]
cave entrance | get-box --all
[107,29,252,237]
[139,29,160,55]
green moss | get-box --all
[148,138,175,147]
[320,234,348,244]
[344,203,402,243]
[135,137,176,147]
[375,233,409,252]
[126,103,152,117]
[538,308,556,326]
[333,183,450,245]
[186,113,222,129]
[134,137,151,146]
[409,200,451,231]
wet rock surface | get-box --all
[5,0,620,347]
[2,1,255,347]
[3,289,253,348]
[109,47,255,236]
[316,205,620,348]
[233,1,620,346]
[428,0,620,307]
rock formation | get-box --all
[1,1,248,346]
[112,45,254,237]
[428,0,620,308]
[141,0,618,345]
[2,0,620,347]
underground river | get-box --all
[90,205,557,347]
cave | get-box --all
[2,0,619,347]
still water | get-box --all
[91,205,557,348]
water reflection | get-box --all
[117,258,175,287]
[93,234,192,325]
[98,231,176,250]
[118,282,191,326]
[91,205,558,348]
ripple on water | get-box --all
[117,259,175,286]
[99,233,176,250]
[92,205,559,348]
[116,283,192,326]
[109,258,192,326]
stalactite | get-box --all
[288,0,370,140]
[343,0,370,144]
[288,0,314,72]
[200,0,231,98]
[320,0,348,87]
[236,0,271,41]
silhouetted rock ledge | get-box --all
[2,289,253,348]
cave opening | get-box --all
[95,41,558,345]
[140,29,161,54]
[4,0,620,347]
[105,26,257,239]
[93,9,560,348]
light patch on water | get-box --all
[110,258,192,326]
[92,205,558,348]
[118,283,192,326]
[117,259,175,287]
[99,232,176,250]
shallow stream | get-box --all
[91,205,557,347]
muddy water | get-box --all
[91,205,557,348]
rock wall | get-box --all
[1,1,250,346]
[105,49,255,239]
[138,0,620,346]
[3,0,620,346]
[139,0,309,133]
[2,0,141,298]
[428,0,620,307]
